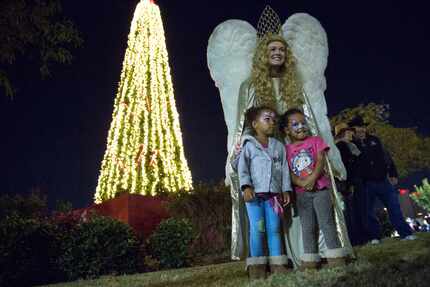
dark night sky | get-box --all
[1,0,429,208]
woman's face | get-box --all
[344,130,354,142]
[267,41,286,67]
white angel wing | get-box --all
[283,13,346,179]
[207,20,257,151]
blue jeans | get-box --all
[245,198,282,257]
[365,179,412,239]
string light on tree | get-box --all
[94,0,193,203]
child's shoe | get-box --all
[327,257,346,268]
[269,255,291,275]
[248,264,267,280]
[246,257,267,280]
[325,248,347,268]
[299,254,320,271]
[299,261,319,271]
[269,264,291,275]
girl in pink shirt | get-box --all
[280,108,346,269]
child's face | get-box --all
[252,110,277,137]
[284,113,309,141]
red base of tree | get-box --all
[75,194,170,238]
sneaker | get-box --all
[370,239,380,245]
[401,234,417,241]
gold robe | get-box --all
[227,78,354,267]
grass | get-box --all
[44,233,430,287]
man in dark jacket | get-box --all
[350,116,415,243]
[335,122,368,245]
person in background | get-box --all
[334,122,369,246]
[349,116,416,243]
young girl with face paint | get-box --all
[237,106,293,279]
[280,108,346,269]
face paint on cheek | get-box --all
[258,111,276,123]
[290,120,308,132]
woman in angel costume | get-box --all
[207,6,353,268]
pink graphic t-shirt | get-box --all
[286,136,331,193]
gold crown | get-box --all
[257,5,282,38]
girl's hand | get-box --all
[243,187,255,202]
[304,178,316,191]
[282,192,290,207]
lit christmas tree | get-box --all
[94,0,193,203]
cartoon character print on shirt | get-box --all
[291,148,314,178]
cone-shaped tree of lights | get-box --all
[94,0,193,203]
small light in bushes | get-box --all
[399,189,409,196]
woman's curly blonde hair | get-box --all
[250,34,303,110]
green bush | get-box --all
[411,178,430,212]
[149,218,194,269]
[0,191,142,285]
[0,192,47,220]
[0,216,62,287]
[168,182,231,255]
[57,214,140,280]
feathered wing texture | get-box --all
[283,13,346,179]
[207,20,257,152]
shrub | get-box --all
[0,192,47,220]
[148,218,194,269]
[167,182,231,255]
[411,178,430,212]
[57,214,140,280]
[0,216,62,287]
[0,192,142,285]
[55,199,73,213]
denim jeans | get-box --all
[245,197,282,257]
[365,179,412,239]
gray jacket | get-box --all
[238,135,292,194]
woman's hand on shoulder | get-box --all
[234,143,242,157]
